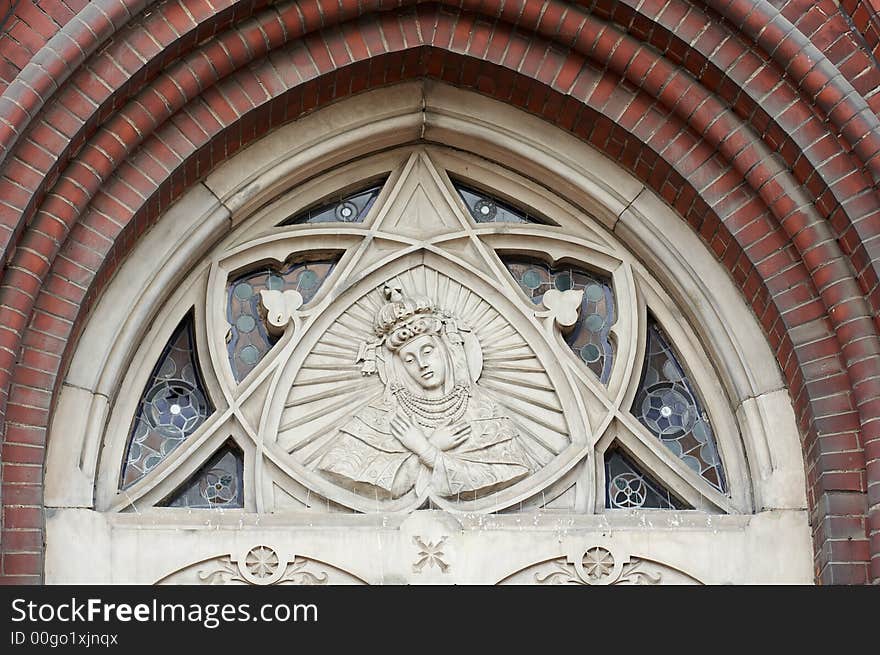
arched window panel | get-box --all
[631,316,726,492]
[502,257,615,383]
[159,440,244,509]
[604,448,688,510]
[226,256,339,382]
[120,312,214,489]
[453,180,548,224]
[278,180,386,225]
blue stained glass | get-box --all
[632,317,727,492]
[121,313,214,488]
[280,181,384,225]
[503,258,616,383]
[226,258,338,382]
[604,449,687,510]
[161,441,244,509]
[454,182,546,224]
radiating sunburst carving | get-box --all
[277,265,572,510]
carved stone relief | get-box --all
[101,147,756,520]
[44,88,814,586]
[412,536,450,574]
[252,152,600,514]
[277,270,580,513]
[498,544,702,585]
[157,545,366,585]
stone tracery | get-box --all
[112,148,743,517]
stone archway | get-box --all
[44,87,811,583]
[0,1,877,584]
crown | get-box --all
[357,280,470,375]
[373,281,444,351]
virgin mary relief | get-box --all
[317,282,533,500]
[277,265,574,511]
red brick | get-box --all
[2,553,41,575]
[1,461,41,484]
[0,529,42,552]
[3,506,42,530]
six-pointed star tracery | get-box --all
[106,149,749,516]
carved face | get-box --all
[397,334,446,391]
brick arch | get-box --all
[0,0,878,584]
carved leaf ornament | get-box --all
[540,288,584,328]
[260,289,303,335]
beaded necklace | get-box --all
[390,383,469,428]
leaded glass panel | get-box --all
[121,314,213,488]
[604,449,687,509]
[454,182,544,224]
[503,258,615,382]
[161,441,244,509]
[279,182,384,225]
[632,318,726,491]
[226,258,338,382]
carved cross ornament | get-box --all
[111,148,743,519]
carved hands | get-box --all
[430,420,471,451]
[391,412,439,466]
[390,413,472,465]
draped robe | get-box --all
[317,389,531,499]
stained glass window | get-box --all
[605,449,687,509]
[279,182,384,225]
[632,318,726,491]
[161,441,244,509]
[121,314,213,488]
[454,182,545,224]
[503,258,615,382]
[227,257,338,382]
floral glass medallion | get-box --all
[632,318,726,491]
[279,181,384,225]
[121,314,213,488]
[454,181,544,224]
[604,449,687,509]
[226,257,338,382]
[503,258,615,382]
[162,441,244,509]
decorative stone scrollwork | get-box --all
[153,546,363,585]
[196,546,328,585]
[498,544,702,585]
[157,547,367,584]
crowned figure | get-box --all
[317,281,532,500]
